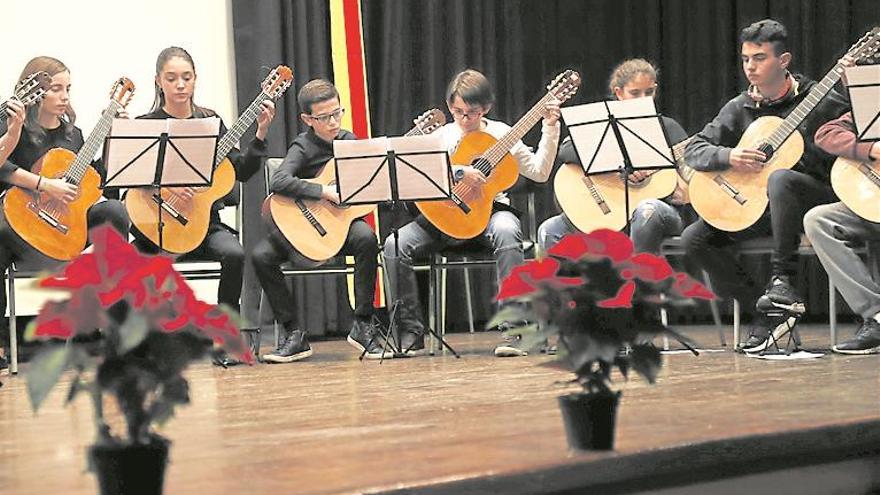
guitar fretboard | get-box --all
[475,92,556,174]
[65,101,122,186]
[764,64,846,150]
[215,90,272,166]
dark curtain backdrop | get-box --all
[232,0,879,334]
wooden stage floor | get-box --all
[2,323,880,494]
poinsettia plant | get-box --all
[489,229,714,395]
[25,226,253,447]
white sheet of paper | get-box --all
[845,65,880,140]
[388,133,451,201]
[334,137,392,203]
[561,97,674,174]
[104,117,220,187]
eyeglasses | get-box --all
[449,106,484,120]
[308,107,345,124]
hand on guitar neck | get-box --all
[728,147,767,173]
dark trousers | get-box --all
[134,223,245,312]
[681,169,837,312]
[252,219,379,327]
[0,199,131,319]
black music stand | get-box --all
[102,118,220,250]
[561,97,676,235]
[844,64,880,141]
[333,134,461,360]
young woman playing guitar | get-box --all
[131,47,276,366]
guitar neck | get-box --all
[66,101,121,186]
[481,92,553,169]
[0,101,7,117]
[215,90,271,166]
[765,65,845,150]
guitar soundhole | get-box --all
[757,143,775,160]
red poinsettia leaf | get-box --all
[671,273,716,300]
[597,280,636,308]
[623,253,674,282]
[496,258,562,301]
[90,225,149,280]
[547,233,592,260]
[547,229,634,263]
[39,254,102,290]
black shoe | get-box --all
[399,330,426,357]
[833,319,880,355]
[741,312,798,354]
[493,320,539,357]
[262,329,313,363]
[347,319,393,360]
[756,276,805,314]
[394,302,427,357]
[0,355,7,373]
[211,349,244,368]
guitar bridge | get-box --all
[296,200,327,236]
[450,193,471,214]
[27,202,69,234]
[857,163,880,188]
[712,175,747,205]
[151,194,188,225]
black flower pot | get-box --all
[557,391,621,450]
[88,437,170,495]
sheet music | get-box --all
[561,97,674,174]
[845,65,880,140]
[333,134,451,204]
[104,117,220,187]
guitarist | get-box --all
[0,57,130,367]
[805,102,880,354]
[253,79,384,363]
[538,58,694,253]
[382,69,561,358]
[132,47,275,366]
[681,20,849,352]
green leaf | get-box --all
[26,344,71,412]
[117,313,149,355]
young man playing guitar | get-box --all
[538,59,694,253]
[681,20,850,352]
[253,79,384,363]
[805,107,880,354]
[383,69,561,358]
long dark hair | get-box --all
[19,56,76,145]
[149,46,213,117]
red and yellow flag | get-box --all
[329,0,384,307]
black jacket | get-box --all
[683,74,850,183]
[272,128,356,199]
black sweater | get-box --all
[683,74,850,183]
[272,128,356,199]
[136,108,268,223]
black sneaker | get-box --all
[211,349,244,368]
[756,275,805,314]
[833,319,880,355]
[262,329,313,363]
[399,330,426,357]
[741,312,798,354]
[347,319,393,360]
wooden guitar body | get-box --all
[831,156,880,223]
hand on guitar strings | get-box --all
[629,170,651,183]
[540,99,562,126]
[255,100,276,141]
[167,186,196,201]
[455,166,486,203]
[40,177,78,203]
[728,147,767,173]
[321,185,341,205]
[871,142,880,162]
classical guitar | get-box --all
[125,65,293,254]
[831,156,880,222]
[416,70,581,240]
[3,78,135,261]
[687,27,880,232]
[1,71,51,116]
[555,136,694,233]
[263,108,447,266]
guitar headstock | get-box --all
[14,71,51,106]
[109,77,135,108]
[412,108,447,134]
[546,70,581,103]
[261,65,294,99]
[846,26,880,64]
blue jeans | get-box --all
[384,211,524,321]
[538,199,684,254]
